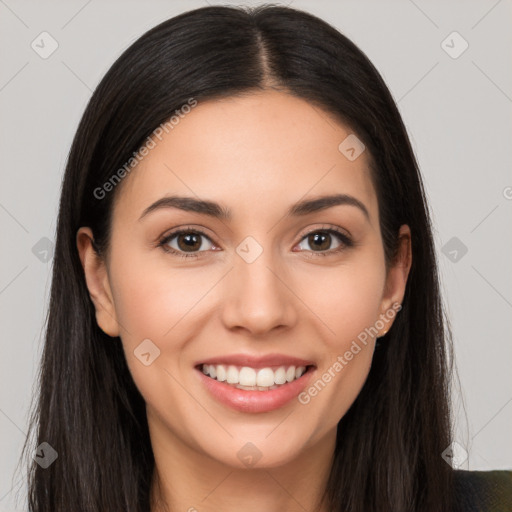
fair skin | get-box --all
[77,89,412,512]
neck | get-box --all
[148,414,336,512]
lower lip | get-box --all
[196,366,316,413]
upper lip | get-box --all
[196,353,316,369]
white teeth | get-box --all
[274,366,286,385]
[239,367,256,386]
[226,365,238,384]
[201,363,309,388]
[236,384,279,391]
[216,365,227,382]
[256,368,275,387]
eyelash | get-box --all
[158,225,354,259]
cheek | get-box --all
[107,248,224,397]
[297,255,386,348]
[108,245,214,344]
[107,251,213,426]
[293,252,386,420]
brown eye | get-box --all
[296,228,353,256]
[175,232,203,252]
[304,232,332,251]
[160,229,215,258]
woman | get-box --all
[20,4,512,512]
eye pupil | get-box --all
[178,233,201,251]
[309,232,330,251]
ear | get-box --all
[76,227,120,337]
[377,224,412,336]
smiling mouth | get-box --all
[197,363,315,391]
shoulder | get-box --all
[453,469,512,512]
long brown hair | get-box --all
[20,5,455,511]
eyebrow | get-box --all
[138,193,370,222]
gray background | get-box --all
[1,0,511,509]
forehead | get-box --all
[114,90,378,225]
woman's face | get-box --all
[78,89,410,470]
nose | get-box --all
[220,247,298,337]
